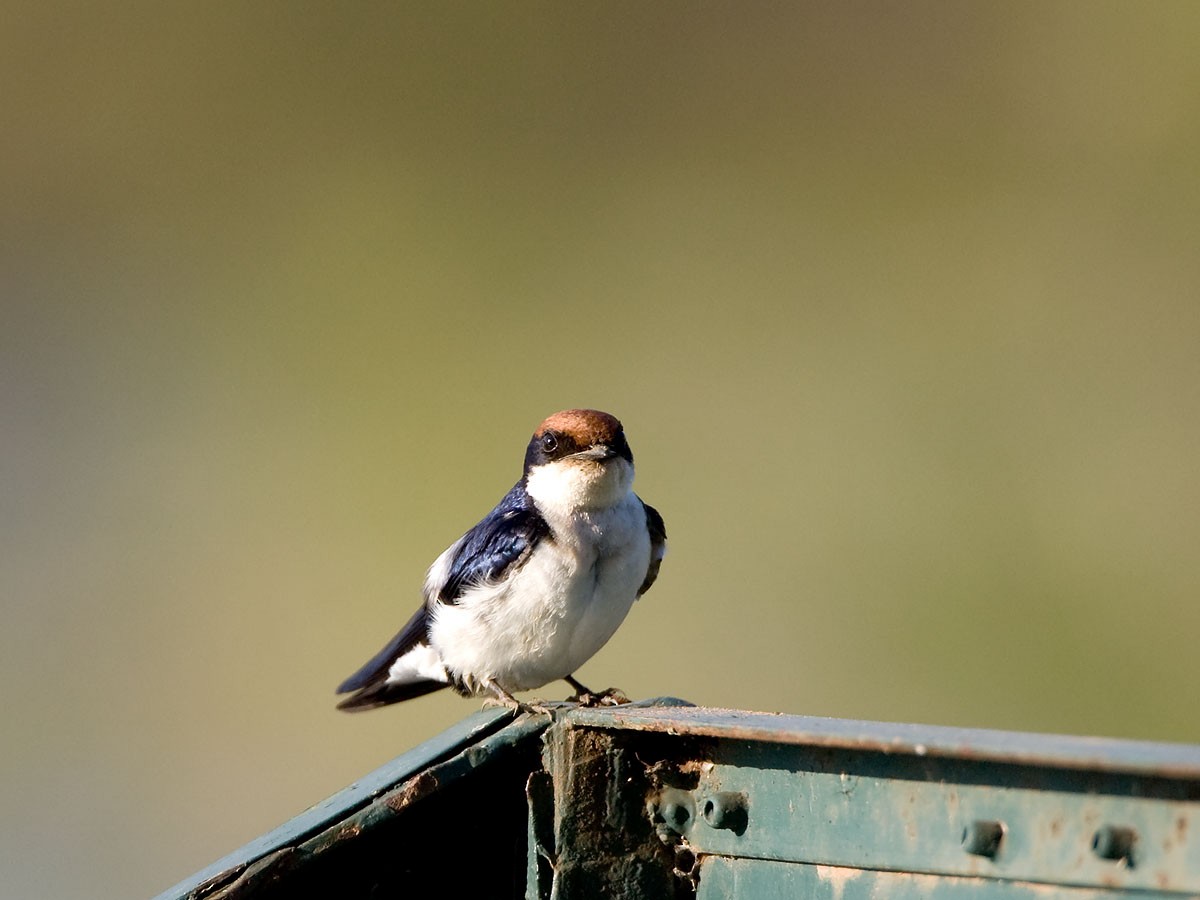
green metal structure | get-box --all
[155,700,1200,899]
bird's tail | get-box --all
[336,605,449,711]
[336,676,447,711]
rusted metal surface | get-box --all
[567,705,1200,780]
[649,745,1198,894]
[696,858,1178,899]
[563,705,1200,897]
[156,700,1200,898]
[532,723,682,899]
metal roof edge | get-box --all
[561,705,1200,780]
[151,698,1200,899]
[150,706,533,900]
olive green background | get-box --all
[3,4,1199,899]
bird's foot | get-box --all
[522,698,560,718]
[481,695,518,712]
[482,682,556,719]
[563,674,630,707]
[569,686,631,708]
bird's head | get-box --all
[523,409,635,513]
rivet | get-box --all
[961,820,1005,858]
[701,791,749,834]
[1092,825,1137,866]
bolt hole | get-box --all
[700,791,749,834]
[962,820,1005,859]
[662,801,691,833]
[1092,825,1137,866]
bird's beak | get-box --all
[571,444,618,462]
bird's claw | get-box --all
[569,686,630,708]
[521,699,559,718]
[482,696,557,718]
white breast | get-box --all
[429,488,650,693]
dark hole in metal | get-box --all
[1092,825,1138,867]
[674,846,696,874]
[961,820,1005,859]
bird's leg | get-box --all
[564,674,592,697]
[481,679,524,711]
[564,674,630,707]
[482,679,555,718]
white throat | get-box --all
[524,457,634,517]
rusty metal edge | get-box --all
[149,707,548,900]
[562,705,1200,780]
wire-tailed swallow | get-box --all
[336,409,666,711]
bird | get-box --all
[336,408,666,712]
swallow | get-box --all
[336,409,666,711]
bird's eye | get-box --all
[541,432,559,454]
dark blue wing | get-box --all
[335,604,431,695]
[437,482,550,604]
[637,498,667,597]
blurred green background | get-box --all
[3,3,1199,898]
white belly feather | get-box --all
[429,491,650,692]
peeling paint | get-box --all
[814,862,865,900]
